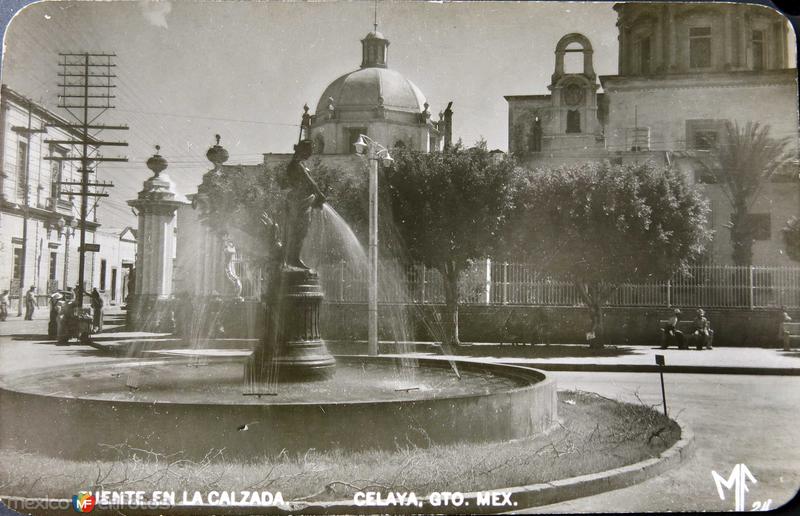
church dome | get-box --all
[316,67,427,114]
[315,29,427,115]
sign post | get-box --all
[655,354,668,417]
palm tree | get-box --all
[708,121,791,266]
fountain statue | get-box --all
[246,139,336,385]
[0,131,556,462]
[222,235,244,300]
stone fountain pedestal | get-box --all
[246,268,335,384]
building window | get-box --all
[637,36,651,74]
[693,130,718,150]
[566,110,581,133]
[100,259,107,291]
[347,128,367,153]
[529,117,542,152]
[628,126,650,151]
[50,147,65,202]
[16,140,28,201]
[49,252,58,281]
[689,27,712,69]
[686,119,724,151]
[752,30,764,70]
[12,246,23,280]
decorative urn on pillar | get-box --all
[126,145,190,331]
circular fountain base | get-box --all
[0,356,556,460]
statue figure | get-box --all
[281,139,326,271]
[222,234,243,299]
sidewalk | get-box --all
[431,341,800,375]
[2,316,800,375]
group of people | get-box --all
[661,308,714,350]
[0,285,104,339]
[48,287,105,336]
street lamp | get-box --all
[354,134,393,356]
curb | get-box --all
[504,362,800,376]
[0,418,695,515]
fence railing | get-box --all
[234,259,800,309]
[313,261,800,309]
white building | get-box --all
[0,85,136,308]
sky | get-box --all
[1,1,620,228]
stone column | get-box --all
[126,146,189,331]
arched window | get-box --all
[566,110,581,133]
[529,117,542,152]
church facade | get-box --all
[506,2,799,266]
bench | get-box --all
[781,322,800,351]
[659,320,713,349]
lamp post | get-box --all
[354,134,393,356]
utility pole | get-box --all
[45,52,128,317]
[10,100,47,315]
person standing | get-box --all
[48,292,63,337]
[24,286,38,320]
[0,290,9,321]
[86,288,104,333]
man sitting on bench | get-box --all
[661,308,686,349]
[690,308,714,350]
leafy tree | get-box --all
[702,121,791,266]
[384,142,522,345]
[507,160,710,348]
[783,216,800,263]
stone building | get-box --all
[0,86,91,306]
[506,3,799,265]
[0,85,137,310]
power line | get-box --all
[115,108,300,127]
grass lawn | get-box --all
[0,390,679,502]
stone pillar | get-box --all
[126,146,189,331]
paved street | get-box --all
[1,316,800,512]
[527,371,800,512]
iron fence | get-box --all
[311,260,800,309]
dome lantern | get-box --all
[361,31,389,69]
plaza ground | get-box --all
[1,311,799,512]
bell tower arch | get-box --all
[548,33,601,137]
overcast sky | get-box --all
[2,1,620,228]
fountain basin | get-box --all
[0,356,557,460]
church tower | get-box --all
[548,33,602,140]
[505,33,606,163]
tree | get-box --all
[384,143,522,345]
[704,121,791,266]
[783,216,800,263]
[507,160,710,348]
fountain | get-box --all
[0,138,557,461]
[245,139,336,385]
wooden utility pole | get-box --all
[45,52,128,314]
